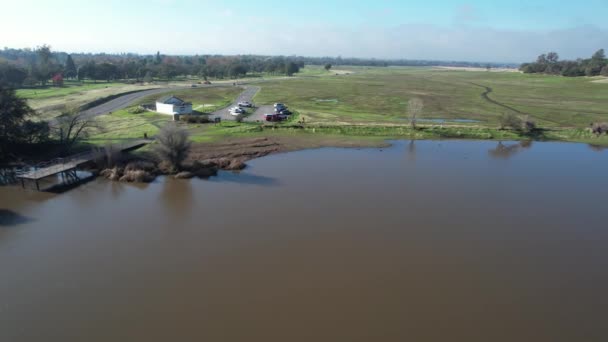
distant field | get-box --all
[254,67,608,127]
[16,81,128,100]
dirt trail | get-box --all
[469,82,527,115]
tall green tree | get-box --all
[35,44,55,85]
[0,86,48,159]
[592,49,606,61]
[64,54,77,79]
[155,51,162,65]
[285,62,299,76]
[0,64,27,87]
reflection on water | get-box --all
[160,178,194,219]
[0,209,33,226]
[488,140,533,159]
[588,144,608,152]
[407,140,416,162]
[1,140,608,342]
[210,171,280,186]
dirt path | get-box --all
[469,82,527,115]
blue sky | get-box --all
[1,0,607,62]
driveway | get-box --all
[209,86,261,121]
[244,105,274,123]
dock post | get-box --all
[35,180,40,191]
[21,178,25,189]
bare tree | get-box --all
[499,111,522,130]
[156,124,191,172]
[55,109,100,153]
[408,98,424,129]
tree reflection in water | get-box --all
[488,141,533,159]
[588,144,608,152]
[407,140,416,163]
[160,177,194,220]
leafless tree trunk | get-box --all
[55,110,100,153]
[408,98,424,129]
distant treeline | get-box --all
[520,49,608,77]
[0,46,305,87]
[300,56,515,69]
[0,45,517,88]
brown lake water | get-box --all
[1,140,608,342]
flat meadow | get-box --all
[254,67,608,128]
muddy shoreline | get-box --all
[96,136,389,183]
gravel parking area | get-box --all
[209,86,260,121]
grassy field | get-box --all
[86,110,170,145]
[23,82,165,120]
[254,67,608,128]
[16,80,130,100]
[132,87,241,113]
[74,66,608,147]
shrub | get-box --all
[125,160,157,173]
[179,115,211,124]
[93,144,123,169]
[155,124,191,172]
[590,122,608,135]
[119,170,156,183]
[522,116,537,133]
[128,106,146,114]
[499,112,522,130]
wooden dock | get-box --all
[16,140,149,190]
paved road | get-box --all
[79,88,181,120]
[48,86,187,126]
[209,86,261,121]
[62,83,237,123]
[60,83,273,125]
[244,105,274,123]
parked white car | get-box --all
[238,101,253,107]
[229,107,245,116]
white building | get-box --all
[155,95,193,116]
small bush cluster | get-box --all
[235,114,246,123]
[100,161,158,183]
[128,106,146,114]
[590,122,608,135]
[178,115,211,124]
[499,113,536,133]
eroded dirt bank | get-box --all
[97,135,389,183]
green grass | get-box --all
[77,67,608,147]
[183,118,608,146]
[188,121,264,143]
[254,67,608,128]
[16,81,127,99]
[83,87,244,145]
[133,87,242,113]
[84,110,170,146]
